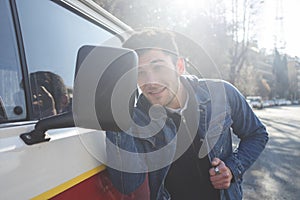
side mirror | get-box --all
[20,46,138,145]
[73,45,138,132]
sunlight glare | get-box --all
[173,0,211,13]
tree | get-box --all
[94,0,270,95]
[287,58,300,101]
[93,0,190,28]
[227,0,264,84]
[272,49,289,98]
[93,0,230,79]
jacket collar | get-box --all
[181,75,211,105]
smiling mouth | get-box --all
[148,87,166,95]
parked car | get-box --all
[262,100,275,108]
[275,98,291,106]
[246,96,264,109]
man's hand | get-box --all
[209,157,233,189]
[32,86,57,118]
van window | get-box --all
[0,0,26,123]
[16,0,120,119]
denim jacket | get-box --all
[106,75,269,200]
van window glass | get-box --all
[16,0,120,119]
[0,0,26,123]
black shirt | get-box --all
[165,112,220,200]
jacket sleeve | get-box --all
[105,130,146,194]
[223,82,269,182]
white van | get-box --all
[0,1,148,199]
[246,96,264,109]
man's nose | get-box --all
[144,71,161,85]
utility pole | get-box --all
[274,0,286,52]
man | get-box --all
[29,71,70,118]
[106,29,268,200]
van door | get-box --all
[0,0,148,199]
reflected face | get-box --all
[137,50,184,108]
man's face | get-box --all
[137,49,184,108]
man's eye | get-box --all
[153,65,171,73]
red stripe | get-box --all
[50,170,150,200]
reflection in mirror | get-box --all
[29,71,72,119]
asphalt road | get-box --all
[241,105,300,200]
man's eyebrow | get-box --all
[150,59,165,64]
[138,59,166,69]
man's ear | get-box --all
[176,57,185,75]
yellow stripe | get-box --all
[31,165,106,200]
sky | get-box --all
[258,0,300,57]
[173,0,300,57]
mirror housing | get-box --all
[73,45,138,132]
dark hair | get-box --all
[122,28,179,64]
[30,71,68,112]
